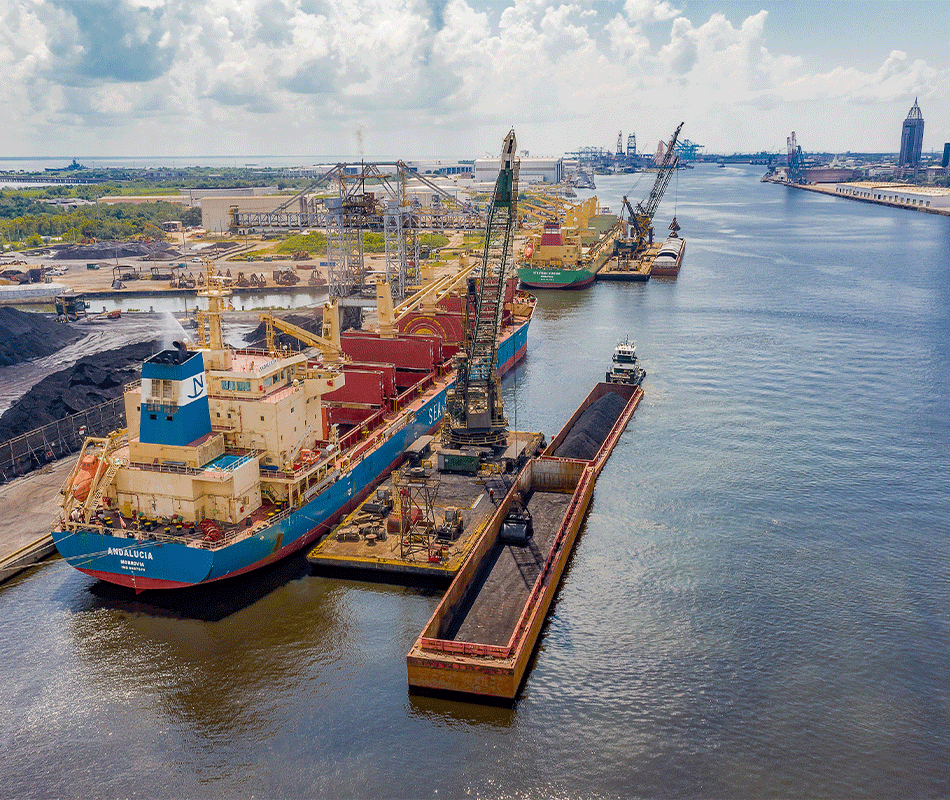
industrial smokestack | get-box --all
[172,340,189,364]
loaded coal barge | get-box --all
[407,378,643,702]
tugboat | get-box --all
[605,336,646,386]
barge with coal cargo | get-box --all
[51,266,534,591]
[407,379,643,702]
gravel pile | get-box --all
[0,307,85,367]
[552,391,628,461]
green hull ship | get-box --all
[516,197,621,290]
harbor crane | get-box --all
[443,130,520,450]
[617,121,683,258]
[787,131,807,185]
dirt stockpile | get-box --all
[0,307,85,367]
[553,391,628,461]
[0,340,159,442]
[53,241,179,260]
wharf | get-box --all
[407,382,643,702]
[0,458,72,583]
[307,432,545,582]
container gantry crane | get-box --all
[443,130,520,450]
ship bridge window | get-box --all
[221,380,252,392]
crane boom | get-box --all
[444,130,519,449]
[619,122,683,256]
[259,312,344,361]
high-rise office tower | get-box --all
[899,99,925,169]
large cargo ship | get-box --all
[516,197,622,290]
[51,272,534,592]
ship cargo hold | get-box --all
[407,380,643,701]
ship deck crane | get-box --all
[618,121,684,257]
[258,306,344,362]
[443,130,520,450]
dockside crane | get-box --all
[617,121,684,258]
[443,130,520,450]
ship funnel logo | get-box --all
[187,375,205,400]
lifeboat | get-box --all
[70,455,101,502]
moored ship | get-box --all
[52,268,534,592]
[516,197,622,289]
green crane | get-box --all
[443,130,520,449]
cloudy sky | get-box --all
[2,0,947,160]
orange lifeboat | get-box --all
[524,242,534,258]
[71,455,101,502]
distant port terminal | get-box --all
[762,100,950,215]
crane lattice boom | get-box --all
[444,130,519,449]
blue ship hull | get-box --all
[52,319,531,591]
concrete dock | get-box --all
[0,457,71,583]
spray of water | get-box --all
[158,310,190,351]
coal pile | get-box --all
[0,307,85,367]
[0,340,159,442]
[552,391,628,461]
[54,241,179,260]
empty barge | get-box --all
[406,381,643,701]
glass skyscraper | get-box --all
[899,99,925,169]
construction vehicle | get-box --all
[435,506,463,541]
[273,268,300,286]
[443,130,519,450]
[616,121,683,259]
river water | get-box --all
[2,165,949,798]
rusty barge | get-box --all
[406,381,643,702]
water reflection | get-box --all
[84,552,312,621]
[406,693,515,729]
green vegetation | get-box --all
[0,161,459,252]
[264,231,450,258]
[0,164,309,251]
[461,233,485,248]
[420,233,450,249]
[0,191,202,250]
[271,231,328,256]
